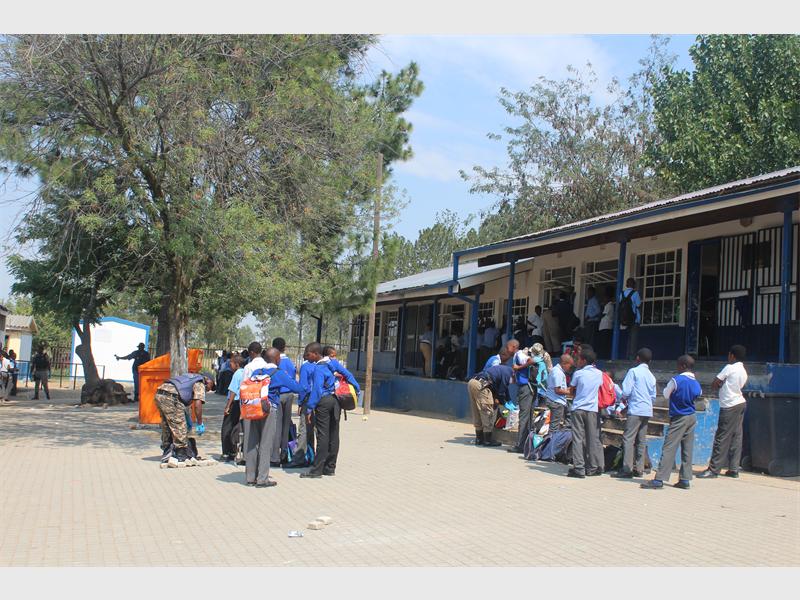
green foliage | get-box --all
[0,35,422,373]
[649,34,800,191]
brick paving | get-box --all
[0,388,798,567]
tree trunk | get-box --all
[155,294,171,357]
[169,303,189,377]
[73,322,101,385]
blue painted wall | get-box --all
[649,400,720,468]
[372,375,471,419]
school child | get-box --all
[300,343,340,478]
[220,354,244,462]
[611,348,656,478]
[285,350,316,469]
[320,346,361,393]
[271,337,298,465]
[641,355,703,489]
[698,344,748,479]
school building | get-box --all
[349,166,799,377]
[346,167,800,471]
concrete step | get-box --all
[601,418,667,437]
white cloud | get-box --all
[369,35,618,96]
[396,140,505,183]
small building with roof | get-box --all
[4,314,39,364]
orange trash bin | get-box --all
[138,349,204,425]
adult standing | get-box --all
[507,345,537,454]
[31,345,51,400]
[583,286,602,348]
[0,351,13,402]
[552,291,574,344]
[596,286,615,359]
[567,347,605,478]
[527,305,544,346]
[419,322,434,377]
[115,342,151,403]
[541,306,562,355]
[619,278,642,361]
[611,348,657,478]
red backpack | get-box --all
[597,372,617,410]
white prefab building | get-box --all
[5,315,39,364]
[71,317,150,382]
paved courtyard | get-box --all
[0,387,798,567]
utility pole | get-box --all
[363,152,382,417]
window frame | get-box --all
[634,248,683,326]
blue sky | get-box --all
[0,34,697,300]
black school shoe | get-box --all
[696,469,719,479]
[567,469,586,479]
[611,471,634,479]
[724,470,739,478]
[673,480,691,489]
[640,479,664,489]
[300,472,322,479]
[586,469,603,476]
[255,481,277,488]
[506,446,523,453]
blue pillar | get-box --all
[430,300,439,378]
[611,240,628,361]
[356,315,363,371]
[467,293,480,377]
[779,206,793,363]
[506,257,517,339]
[397,300,407,372]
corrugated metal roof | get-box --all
[459,165,800,256]
[6,315,37,331]
[378,260,522,295]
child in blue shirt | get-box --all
[220,354,244,461]
[641,355,703,490]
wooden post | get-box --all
[363,152,382,417]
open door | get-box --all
[686,239,721,357]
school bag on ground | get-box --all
[523,431,546,460]
[619,290,636,327]
[239,368,275,420]
[598,372,617,410]
[537,429,573,462]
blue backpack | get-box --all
[535,429,573,462]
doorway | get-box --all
[686,238,721,357]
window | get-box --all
[635,249,683,325]
[373,312,381,350]
[511,297,529,320]
[381,311,398,352]
[439,303,465,337]
[349,316,366,351]
[742,241,771,270]
[540,266,575,308]
[478,301,495,322]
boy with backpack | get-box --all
[220,354,244,462]
[698,344,749,479]
[285,350,316,469]
[567,346,605,478]
[641,355,703,489]
[619,278,642,360]
[300,343,340,479]
[611,348,656,479]
[271,337,298,466]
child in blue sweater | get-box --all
[641,354,703,490]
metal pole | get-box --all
[430,300,438,378]
[611,240,628,361]
[506,257,517,339]
[363,152,382,417]
[778,205,793,362]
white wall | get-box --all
[72,318,150,382]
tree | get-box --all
[461,40,675,240]
[1,35,416,376]
[649,34,800,191]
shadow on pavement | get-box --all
[216,471,248,485]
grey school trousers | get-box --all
[655,413,696,482]
[516,383,535,449]
[622,415,650,474]
[271,393,294,462]
[708,403,746,474]
[571,409,604,475]
[244,410,277,485]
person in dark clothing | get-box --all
[467,363,514,447]
[31,345,52,400]
[300,342,341,479]
[552,291,574,344]
[272,337,297,465]
[115,343,151,402]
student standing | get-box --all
[596,286,615,359]
[543,354,574,431]
[271,337,297,465]
[612,348,656,478]
[221,354,244,461]
[507,346,536,453]
[642,355,703,490]
[567,347,605,478]
[286,351,315,468]
[467,363,515,447]
[583,286,602,348]
[300,343,341,479]
[0,353,13,402]
[619,278,642,361]
[698,345,748,479]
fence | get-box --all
[10,360,107,391]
